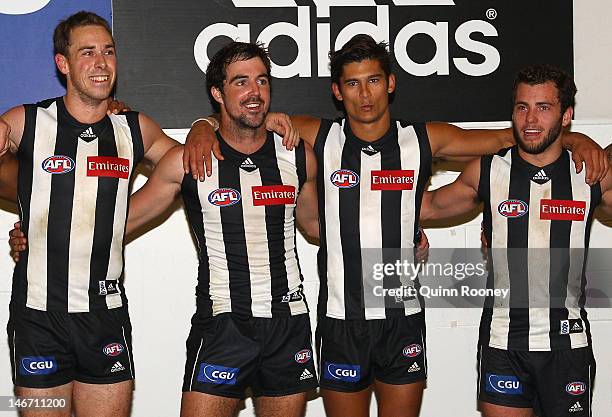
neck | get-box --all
[517,136,564,167]
[347,110,391,142]
[219,115,267,154]
[63,88,109,124]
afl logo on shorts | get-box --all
[208,188,241,207]
[402,344,422,358]
[42,155,75,174]
[330,169,359,188]
[103,343,125,357]
[498,199,528,218]
[294,349,312,364]
[566,382,586,396]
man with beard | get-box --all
[119,42,319,417]
[183,35,607,417]
[420,65,612,417]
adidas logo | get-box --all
[110,361,125,373]
[407,362,421,373]
[79,127,97,139]
[569,401,583,412]
[572,322,583,331]
[531,169,549,183]
[300,368,314,380]
[361,145,379,156]
[240,157,257,172]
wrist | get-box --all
[191,117,219,131]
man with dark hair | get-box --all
[185,34,607,417]
[0,10,189,417]
[421,64,612,417]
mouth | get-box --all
[90,75,110,83]
[523,127,543,139]
[360,104,373,112]
[242,99,264,112]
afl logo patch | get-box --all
[498,199,528,218]
[330,169,359,188]
[208,188,241,207]
[42,155,75,174]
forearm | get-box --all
[429,123,514,159]
[0,152,18,202]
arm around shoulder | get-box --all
[296,142,319,241]
[290,115,321,148]
[139,113,180,168]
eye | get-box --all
[347,80,358,87]
[516,104,527,111]
[257,78,268,86]
[104,49,115,56]
[369,78,380,84]
[539,105,550,111]
[82,50,93,56]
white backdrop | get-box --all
[2,1,612,415]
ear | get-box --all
[211,86,224,105]
[331,83,343,102]
[387,73,396,94]
[55,54,69,76]
[561,106,573,127]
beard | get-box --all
[513,116,563,155]
[227,96,267,130]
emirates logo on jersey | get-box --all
[498,199,528,218]
[330,169,359,188]
[208,188,241,207]
[87,157,130,179]
[371,170,414,190]
[540,199,586,221]
[42,155,75,174]
[252,185,296,206]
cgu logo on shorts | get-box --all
[330,169,359,188]
[295,349,312,364]
[87,156,130,179]
[42,155,75,174]
[252,185,296,206]
[103,343,125,357]
[20,356,57,375]
[371,170,414,190]
[324,362,360,382]
[485,374,523,395]
[498,199,528,218]
[208,188,242,207]
[194,1,500,79]
[540,199,586,222]
[402,343,422,358]
[197,363,240,385]
[566,382,586,396]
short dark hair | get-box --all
[512,64,577,113]
[53,11,113,56]
[329,34,391,84]
[205,41,272,111]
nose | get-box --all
[525,107,537,123]
[94,52,107,69]
[358,82,371,99]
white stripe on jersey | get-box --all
[26,102,59,310]
[240,166,273,317]
[105,116,136,309]
[567,165,590,349]
[398,121,423,316]
[323,121,347,319]
[273,138,305,316]
[359,146,385,318]
[488,150,512,349]
[527,180,552,350]
[197,158,232,316]
[68,139,99,311]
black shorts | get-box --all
[7,306,135,388]
[317,312,427,392]
[182,313,318,399]
[477,345,595,416]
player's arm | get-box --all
[126,145,184,234]
[596,147,612,217]
[0,152,18,202]
[0,106,26,156]
[420,157,481,221]
[183,113,303,180]
[295,142,319,241]
[139,113,181,169]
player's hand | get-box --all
[183,120,224,181]
[415,227,429,263]
[570,135,608,185]
[106,99,131,115]
[265,112,299,151]
[8,221,26,263]
[0,117,11,156]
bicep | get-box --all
[2,105,26,150]
[428,122,511,159]
[291,115,321,147]
[0,152,18,201]
[139,113,180,167]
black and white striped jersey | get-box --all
[314,118,432,320]
[478,147,601,351]
[181,131,309,318]
[13,97,144,312]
